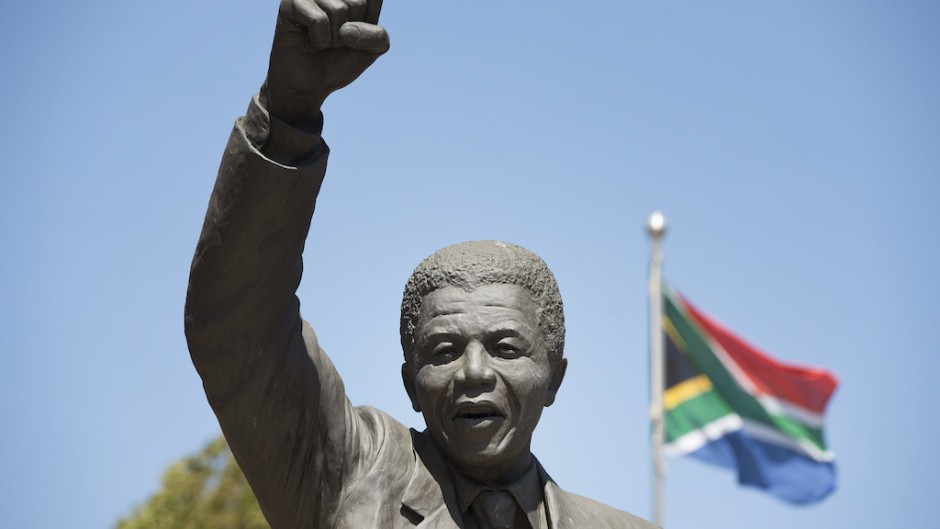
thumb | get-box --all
[339,22,390,54]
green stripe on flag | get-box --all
[665,387,734,442]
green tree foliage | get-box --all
[116,436,268,529]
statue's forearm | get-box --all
[185,95,363,529]
[185,94,329,385]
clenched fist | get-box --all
[265,0,388,126]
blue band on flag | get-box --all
[690,430,837,505]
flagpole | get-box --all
[647,211,667,527]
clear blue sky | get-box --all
[2,1,937,528]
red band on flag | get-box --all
[679,295,838,414]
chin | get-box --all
[438,429,524,468]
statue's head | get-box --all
[400,241,568,481]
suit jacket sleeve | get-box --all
[185,96,377,529]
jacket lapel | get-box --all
[536,459,574,529]
[400,430,464,529]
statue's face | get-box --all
[403,284,566,481]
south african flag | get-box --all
[662,286,838,504]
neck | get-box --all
[449,451,534,486]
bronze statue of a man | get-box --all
[185,1,658,528]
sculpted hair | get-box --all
[400,240,565,368]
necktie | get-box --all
[471,490,520,529]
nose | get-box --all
[455,340,496,387]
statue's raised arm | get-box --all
[184,2,389,528]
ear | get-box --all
[402,362,421,412]
[544,357,567,407]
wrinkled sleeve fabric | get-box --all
[184,96,376,529]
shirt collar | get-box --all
[450,461,544,529]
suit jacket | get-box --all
[185,99,658,529]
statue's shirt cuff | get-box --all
[240,93,326,166]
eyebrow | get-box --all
[418,327,530,341]
[418,330,461,342]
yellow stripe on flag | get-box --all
[664,374,713,410]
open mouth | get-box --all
[454,401,505,422]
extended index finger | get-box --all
[365,0,383,24]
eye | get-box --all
[430,342,460,364]
[493,338,526,359]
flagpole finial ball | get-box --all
[647,211,667,239]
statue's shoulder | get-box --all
[352,405,415,452]
[341,404,417,488]
[552,487,660,529]
[537,462,659,529]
